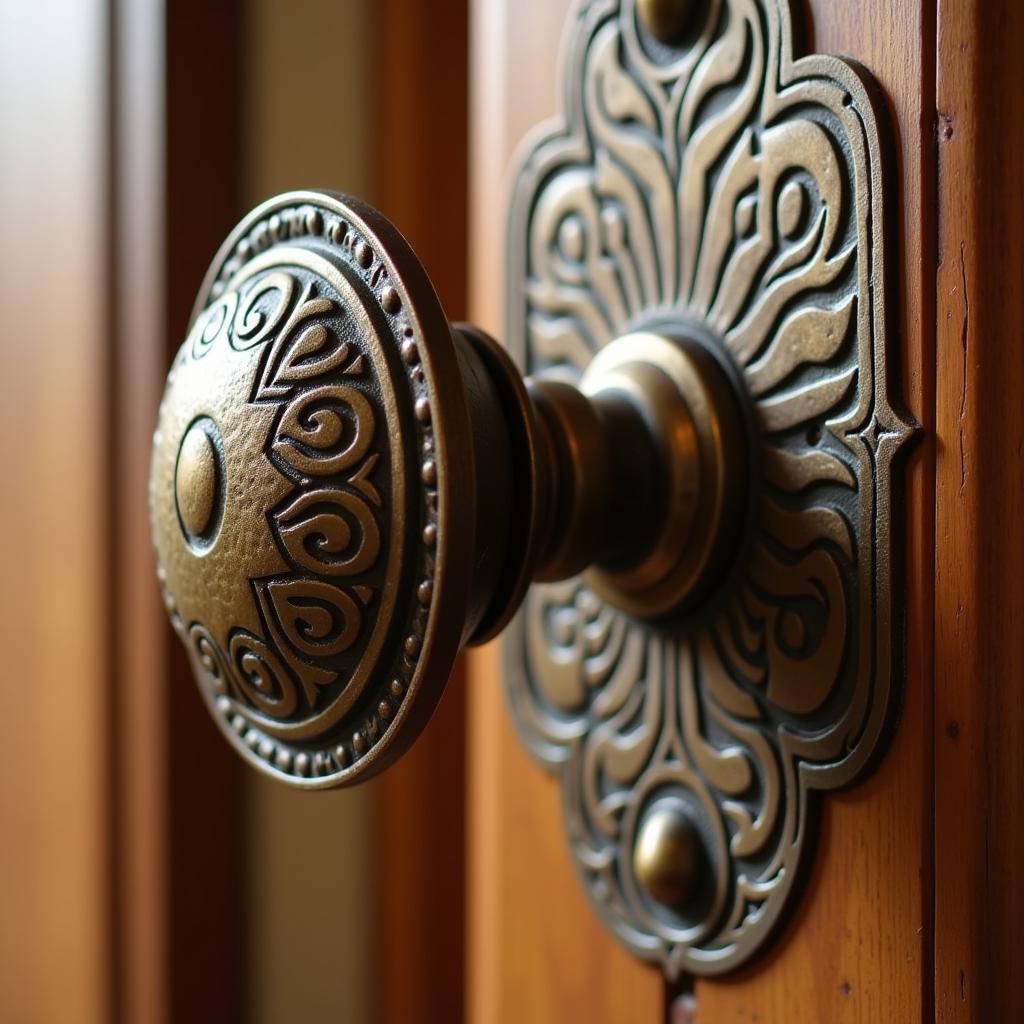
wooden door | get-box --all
[4,2,1021,1022]
[465,1,1023,1022]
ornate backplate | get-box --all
[505,0,914,976]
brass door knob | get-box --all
[150,190,746,786]
[150,0,918,975]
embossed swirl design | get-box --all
[185,269,384,724]
[153,198,445,785]
[506,0,914,976]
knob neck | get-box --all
[456,328,746,635]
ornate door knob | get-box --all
[150,190,746,786]
[150,0,917,978]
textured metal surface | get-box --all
[505,0,915,976]
[151,191,480,787]
[578,332,745,617]
[150,189,731,794]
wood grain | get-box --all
[696,1,937,1019]
[466,2,666,1020]
[1,5,246,1021]
[934,2,1024,1021]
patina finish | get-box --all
[150,0,913,980]
[505,0,914,977]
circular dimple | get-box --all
[175,418,225,550]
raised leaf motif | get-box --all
[505,0,914,976]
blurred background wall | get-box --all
[0,2,467,1021]
[0,3,110,1016]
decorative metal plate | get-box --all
[505,0,914,976]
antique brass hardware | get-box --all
[150,0,915,980]
[150,190,747,785]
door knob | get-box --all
[150,0,918,978]
[150,191,747,785]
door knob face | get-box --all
[151,193,487,785]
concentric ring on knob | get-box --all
[150,191,479,787]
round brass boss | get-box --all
[174,419,221,543]
[633,803,705,910]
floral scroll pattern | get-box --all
[505,0,914,975]
[187,269,383,711]
[152,198,442,785]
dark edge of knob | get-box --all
[452,325,551,646]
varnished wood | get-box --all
[696,0,936,1018]
[466,1,666,1020]
[468,647,668,1022]
[935,2,1024,1021]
